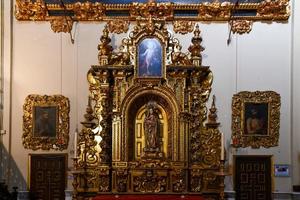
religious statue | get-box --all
[143,101,160,152]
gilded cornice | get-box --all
[15,0,290,22]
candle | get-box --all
[74,128,78,157]
[221,132,224,160]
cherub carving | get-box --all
[171,43,192,66]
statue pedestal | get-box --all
[142,148,164,159]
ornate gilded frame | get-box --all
[231,91,280,148]
[23,94,70,151]
[15,0,290,34]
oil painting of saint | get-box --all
[138,38,162,77]
[244,102,269,136]
[33,106,57,137]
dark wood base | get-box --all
[93,194,206,200]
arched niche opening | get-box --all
[124,91,177,162]
[135,103,168,160]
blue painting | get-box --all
[138,38,162,77]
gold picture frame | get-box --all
[231,91,280,148]
[23,94,70,150]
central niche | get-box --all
[135,101,168,160]
[126,92,174,162]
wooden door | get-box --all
[234,155,272,200]
[30,154,66,200]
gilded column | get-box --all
[96,70,112,164]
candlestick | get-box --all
[221,132,224,160]
[74,128,78,157]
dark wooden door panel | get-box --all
[235,155,272,200]
[30,154,66,200]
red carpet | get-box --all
[93,194,205,200]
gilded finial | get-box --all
[98,25,113,65]
[103,25,109,37]
[194,24,200,37]
[188,24,205,66]
[206,95,220,128]
[81,96,96,128]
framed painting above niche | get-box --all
[22,94,70,151]
[231,91,281,148]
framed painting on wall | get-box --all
[33,105,57,138]
[244,102,269,136]
[23,95,70,150]
[137,37,163,78]
[231,91,280,148]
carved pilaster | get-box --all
[171,169,187,193]
[99,167,111,192]
[190,168,203,192]
[115,169,128,192]
[189,88,202,163]
[96,72,112,164]
[72,171,79,200]
[112,114,122,161]
[112,71,128,112]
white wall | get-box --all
[292,0,300,187]
[1,0,298,194]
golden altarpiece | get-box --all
[72,19,225,200]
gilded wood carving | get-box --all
[231,91,281,148]
[22,94,70,150]
[72,20,226,200]
[15,0,290,33]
